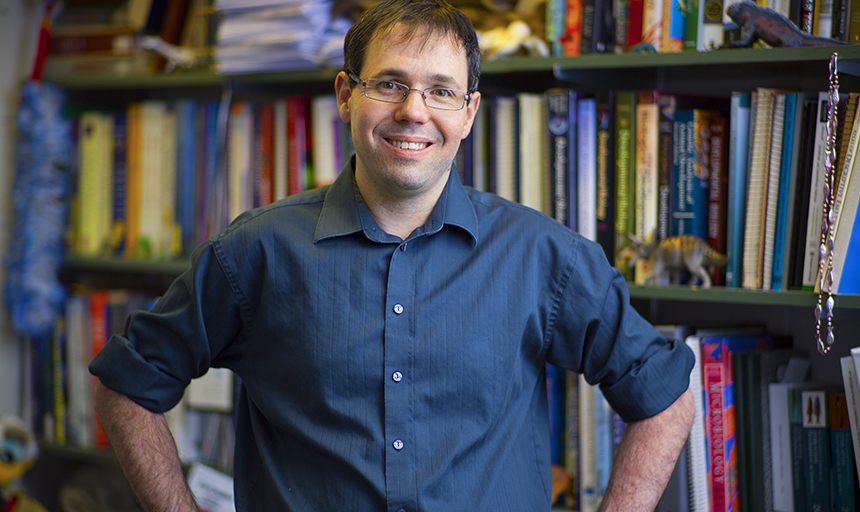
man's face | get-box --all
[336,25,481,201]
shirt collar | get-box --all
[314,157,478,246]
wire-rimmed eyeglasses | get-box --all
[350,74,471,111]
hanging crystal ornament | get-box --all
[816,53,838,355]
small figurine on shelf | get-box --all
[620,231,728,288]
[0,415,48,512]
[721,0,850,48]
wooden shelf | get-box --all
[627,285,860,309]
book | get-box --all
[595,92,616,262]
[726,91,752,288]
[547,363,566,467]
[641,0,664,50]
[565,369,580,509]
[789,98,820,290]
[830,95,860,295]
[801,389,831,512]
[708,114,728,287]
[578,96,597,240]
[579,376,597,512]
[519,93,548,214]
[662,0,686,51]
[76,111,115,257]
[802,92,832,290]
[672,108,717,240]
[770,380,814,512]
[174,99,198,256]
[287,96,312,196]
[684,334,709,512]
[700,333,774,512]
[829,393,856,512]
[657,93,677,243]
[742,88,777,290]
[228,101,253,223]
[311,96,340,188]
[562,0,583,55]
[255,101,275,208]
[490,96,519,202]
[614,91,636,275]
[627,0,645,49]
[761,93,788,291]
[840,356,860,488]
[697,0,724,50]
[772,92,805,291]
[547,88,577,229]
[634,90,660,282]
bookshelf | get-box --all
[40,46,860,509]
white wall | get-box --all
[0,0,43,416]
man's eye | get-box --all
[430,88,454,98]
[376,81,400,91]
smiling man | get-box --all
[90,1,695,511]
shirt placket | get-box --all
[383,240,416,512]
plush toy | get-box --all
[0,415,48,512]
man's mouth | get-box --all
[388,139,429,150]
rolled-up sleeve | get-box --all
[546,236,694,423]
[89,238,245,413]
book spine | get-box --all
[547,89,573,227]
[802,92,831,290]
[801,390,831,512]
[641,0,664,50]
[90,290,109,449]
[614,91,636,274]
[789,387,809,512]
[829,393,856,512]
[596,93,616,261]
[563,0,583,55]
[634,91,659,282]
[657,94,676,242]
[726,92,752,288]
[708,114,729,287]
[578,97,597,240]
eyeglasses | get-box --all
[350,74,470,111]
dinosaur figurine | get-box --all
[620,232,728,288]
[722,0,849,48]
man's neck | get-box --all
[355,172,448,241]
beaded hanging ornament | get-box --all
[816,53,838,355]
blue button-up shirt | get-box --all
[91,159,693,512]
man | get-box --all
[90,0,695,510]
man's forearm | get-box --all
[94,381,198,512]
[598,388,695,512]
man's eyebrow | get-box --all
[372,69,462,88]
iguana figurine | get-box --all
[620,232,728,288]
[722,0,849,48]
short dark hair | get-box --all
[342,0,481,94]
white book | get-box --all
[311,95,339,187]
[518,93,547,214]
[802,92,832,289]
[139,101,167,259]
[492,96,518,203]
[684,335,709,512]
[579,375,597,512]
[578,97,597,242]
[761,93,786,291]
[742,88,775,289]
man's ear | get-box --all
[460,91,482,140]
[335,71,353,123]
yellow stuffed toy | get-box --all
[1,415,48,512]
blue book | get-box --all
[726,92,752,288]
[546,363,566,466]
[175,99,198,256]
[771,93,798,291]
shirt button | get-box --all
[400,242,408,252]
[393,439,404,450]
[393,304,404,315]
[396,509,406,512]
[392,371,403,382]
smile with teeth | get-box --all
[389,139,429,150]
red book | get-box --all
[287,96,311,196]
[561,0,582,56]
[89,290,109,449]
[626,0,644,50]
[700,334,773,512]
[708,115,729,286]
[256,103,275,207]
